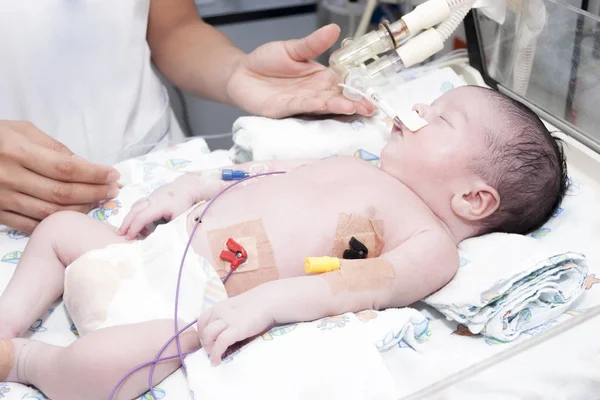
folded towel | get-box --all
[230,113,391,163]
[424,233,588,342]
[185,308,429,400]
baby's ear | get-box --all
[451,182,500,221]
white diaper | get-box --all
[63,207,227,336]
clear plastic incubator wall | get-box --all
[405,1,600,398]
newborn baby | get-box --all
[0,86,567,399]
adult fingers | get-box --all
[8,121,74,155]
[323,95,376,116]
[0,210,39,233]
[0,189,91,221]
[284,24,341,62]
[16,144,119,184]
[355,98,376,116]
[9,167,119,206]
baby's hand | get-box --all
[197,293,274,366]
[118,174,200,239]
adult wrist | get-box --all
[224,52,248,108]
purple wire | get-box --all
[222,268,234,284]
[109,320,197,400]
[171,171,285,373]
[144,171,286,397]
[109,351,196,400]
[146,318,198,399]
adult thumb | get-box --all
[285,24,341,62]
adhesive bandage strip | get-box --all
[330,213,385,259]
[338,84,429,132]
[396,110,429,131]
[208,219,279,296]
[322,258,396,294]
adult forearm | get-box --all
[150,20,245,105]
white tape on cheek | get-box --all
[397,110,428,132]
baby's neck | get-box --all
[413,189,478,244]
[435,212,479,244]
[390,172,479,244]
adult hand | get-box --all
[227,24,376,119]
[0,120,121,233]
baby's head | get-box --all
[381,86,567,236]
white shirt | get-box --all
[0,0,185,165]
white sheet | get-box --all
[187,309,429,400]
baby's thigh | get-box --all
[38,210,129,266]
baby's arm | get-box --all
[198,230,458,364]
[119,158,317,238]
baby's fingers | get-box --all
[197,308,213,333]
[125,207,167,239]
[121,200,170,239]
[211,328,242,366]
[200,319,227,356]
[118,199,149,235]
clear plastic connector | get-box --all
[329,25,399,79]
[341,51,406,100]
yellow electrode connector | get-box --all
[304,257,341,274]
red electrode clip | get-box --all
[219,238,248,271]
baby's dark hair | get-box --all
[470,87,568,235]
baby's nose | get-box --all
[413,104,432,120]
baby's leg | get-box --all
[1,319,199,400]
[0,211,129,338]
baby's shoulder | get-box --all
[397,223,457,252]
[416,226,459,260]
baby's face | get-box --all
[380,87,491,190]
